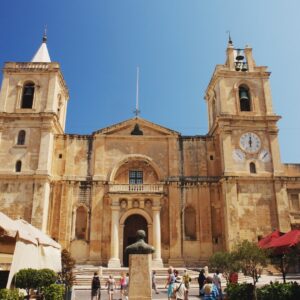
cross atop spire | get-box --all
[31,27,51,63]
[42,25,47,43]
[227,30,233,46]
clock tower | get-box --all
[205,39,291,249]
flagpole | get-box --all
[135,66,140,116]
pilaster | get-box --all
[274,180,291,232]
[31,180,51,232]
[36,129,54,175]
[168,184,184,266]
[222,179,239,251]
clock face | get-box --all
[232,149,245,162]
[239,132,261,153]
[259,149,271,162]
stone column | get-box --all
[108,205,121,268]
[152,206,163,267]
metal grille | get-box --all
[129,170,143,184]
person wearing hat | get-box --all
[173,276,187,300]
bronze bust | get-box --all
[125,230,155,254]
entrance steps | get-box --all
[74,266,199,288]
[73,265,252,289]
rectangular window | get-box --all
[129,170,143,184]
[291,194,300,211]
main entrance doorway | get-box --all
[123,214,148,267]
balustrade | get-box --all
[109,184,163,193]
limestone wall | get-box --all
[0,180,34,221]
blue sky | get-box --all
[0,1,299,163]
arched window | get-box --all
[21,82,35,109]
[250,162,256,174]
[15,160,22,172]
[184,206,196,240]
[17,130,26,145]
[239,85,251,112]
[75,206,87,240]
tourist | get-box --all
[212,270,223,299]
[91,272,101,300]
[203,276,219,300]
[198,269,206,296]
[120,272,127,299]
[173,276,187,300]
[165,266,176,300]
[174,269,179,277]
[105,275,116,300]
[229,272,238,284]
[182,269,191,300]
[152,270,159,294]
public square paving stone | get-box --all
[74,287,201,299]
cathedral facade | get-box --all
[1,37,300,267]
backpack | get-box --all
[92,276,100,289]
[204,283,212,295]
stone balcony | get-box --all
[108,184,164,194]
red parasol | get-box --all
[268,230,300,248]
[258,229,282,249]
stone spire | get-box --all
[31,29,51,63]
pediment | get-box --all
[93,117,179,137]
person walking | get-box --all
[182,270,191,300]
[203,276,219,300]
[173,276,187,300]
[91,272,101,300]
[152,270,159,294]
[212,270,223,300]
[198,269,206,297]
[105,275,116,300]
[165,266,176,300]
[120,272,127,299]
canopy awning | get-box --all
[0,212,61,288]
[258,229,283,249]
[268,229,300,248]
[0,212,37,244]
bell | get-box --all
[24,87,33,96]
[235,62,241,71]
[239,89,249,101]
[241,62,248,72]
[236,49,244,61]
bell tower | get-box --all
[205,38,290,249]
[0,33,69,231]
[205,38,283,176]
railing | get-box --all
[15,62,50,70]
[109,184,164,193]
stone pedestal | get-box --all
[128,254,152,300]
